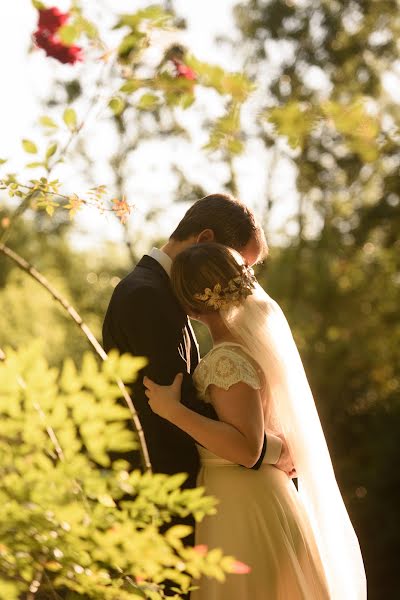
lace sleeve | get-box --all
[203,346,262,398]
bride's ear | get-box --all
[196,228,215,243]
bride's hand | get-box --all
[143,373,184,421]
[275,432,296,478]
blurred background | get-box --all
[1,2,399,598]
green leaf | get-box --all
[63,108,77,131]
[26,162,44,169]
[108,97,125,116]
[31,0,45,9]
[179,93,195,109]
[58,24,79,46]
[116,7,173,30]
[137,93,160,111]
[0,158,7,165]
[75,16,98,40]
[118,31,147,60]
[266,101,317,149]
[22,139,38,154]
[45,143,58,160]
[39,116,58,129]
[120,79,143,94]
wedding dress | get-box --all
[190,283,366,599]
[191,342,330,600]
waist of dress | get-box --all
[196,445,269,467]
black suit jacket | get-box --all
[103,255,266,488]
[103,255,216,488]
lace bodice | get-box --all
[193,342,262,402]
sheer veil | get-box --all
[221,282,366,600]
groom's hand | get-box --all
[275,433,296,478]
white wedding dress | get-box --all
[191,342,330,600]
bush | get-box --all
[0,345,237,599]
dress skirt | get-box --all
[191,447,330,600]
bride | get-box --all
[144,242,366,599]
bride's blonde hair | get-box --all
[171,242,255,314]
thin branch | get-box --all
[1,59,112,244]
[0,242,152,473]
[0,191,36,245]
[42,572,63,600]
[26,566,44,600]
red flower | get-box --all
[34,5,83,64]
[172,59,197,81]
[47,42,83,65]
[34,29,56,52]
[34,29,83,64]
[38,7,69,33]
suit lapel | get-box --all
[138,254,195,373]
[186,319,200,371]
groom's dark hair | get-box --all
[170,193,268,258]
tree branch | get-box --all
[1,60,112,244]
[0,242,152,472]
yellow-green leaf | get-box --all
[26,162,44,168]
[108,97,125,116]
[120,79,143,94]
[137,93,160,111]
[58,24,79,46]
[22,139,38,154]
[46,143,58,160]
[63,108,77,130]
[39,116,57,129]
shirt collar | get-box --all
[149,247,173,277]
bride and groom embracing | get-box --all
[103,194,366,599]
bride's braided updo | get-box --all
[171,242,256,314]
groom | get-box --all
[102,194,290,500]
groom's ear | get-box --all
[196,228,215,243]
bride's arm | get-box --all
[144,373,264,468]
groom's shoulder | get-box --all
[111,257,164,307]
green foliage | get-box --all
[58,24,81,46]
[63,108,78,131]
[266,101,318,150]
[0,175,131,223]
[204,103,244,156]
[108,97,126,116]
[22,139,38,154]
[39,116,58,130]
[0,345,235,599]
[235,3,400,596]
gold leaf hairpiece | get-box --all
[194,265,256,311]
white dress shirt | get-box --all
[149,247,172,276]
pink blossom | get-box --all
[172,59,197,81]
[230,560,252,574]
[193,544,208,556]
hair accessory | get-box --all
[194,265,256,310]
